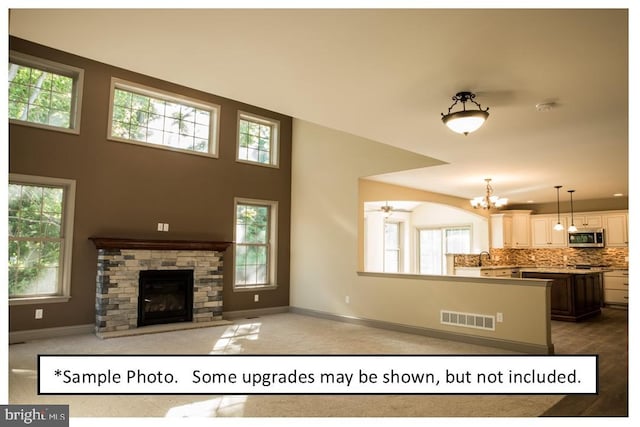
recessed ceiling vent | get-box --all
[440,310,495,331]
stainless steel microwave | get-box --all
[568,228,605,248]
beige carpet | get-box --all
[9,312,563,417]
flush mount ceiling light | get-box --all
[567,190,578,233]
[470,178,507,209]
[553,185,565,231]
[441,91,490,136]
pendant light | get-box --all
[553,185,564,231]
[567,190,578,232]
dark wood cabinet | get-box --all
[521,271,601,321]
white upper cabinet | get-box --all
[491,210,531,248]
[531,215,568,247]
[571,214,603,229]
[490,209,627,249]
[603,212,628,247]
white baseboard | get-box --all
[9,324,94,344]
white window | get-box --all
[237,112,280,167]
[383,221,402,273]
[419,226,471,274]
[234,198,278,289]
[8,174,76,304]
[8,51,84,134]
[108,78,220,157]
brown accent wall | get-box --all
[8,37,292,332]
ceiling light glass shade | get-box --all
[553,222,565,231]
[442,110,489,135]
[567,224,578,233]
[441,91,490,136]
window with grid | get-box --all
[383,221,402,273]
[8,174,76,302]
[109,79,219,156]
[234,200,278,288]
[8,51,84,133]
[237,112,279,167]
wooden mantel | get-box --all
[89,237,233,251]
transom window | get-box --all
[237,112,279,167]
[8,51,84,133]
[108,79,220,157]
[8,174,76,303]
[234,199,278,289]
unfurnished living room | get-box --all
[4,6,631,426]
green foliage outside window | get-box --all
[235,204,269,285]
[111,87,211,153]
[8,183,64,296]
[8,62,73,128]
[238,118,272,164]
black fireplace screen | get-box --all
[138,269,194,326]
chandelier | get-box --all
[441,91,490,135]
[470,178,508,209]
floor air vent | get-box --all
[440,310,495,331]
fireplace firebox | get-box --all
[138,269,194,327]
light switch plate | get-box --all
[157,223,163,231]
[163,223,169,232]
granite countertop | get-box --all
[455,265,519,270]
[456,265,626,274]
[519,267,612,274]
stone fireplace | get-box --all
[90,237,232,335]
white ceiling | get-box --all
[8,8,629,204]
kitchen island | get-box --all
[520,268,603,321]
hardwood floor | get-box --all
[542,307,628,416]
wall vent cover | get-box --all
[440,310,495,331]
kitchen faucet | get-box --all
[479,251,491,267]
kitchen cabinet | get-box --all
[491,210,531,248]
[531,215,567,247]
[604,269,628,306]
[571,214,603,228]
[603,213,628,247]
[521,270,601,321]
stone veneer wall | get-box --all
[454,247,628,268]
[95,249,223,333]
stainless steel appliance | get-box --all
[568,228,605,248]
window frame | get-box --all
[233,197,279,291]
[236,111,280,168]
[8,50,85,134]
[107,78,221,158]
[8,173,76,305]
[383,219,403,273]
[417,224,472,275]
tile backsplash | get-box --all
[454,247,628,269]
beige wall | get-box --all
[9,37,293,331]
[291,119,552,352]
